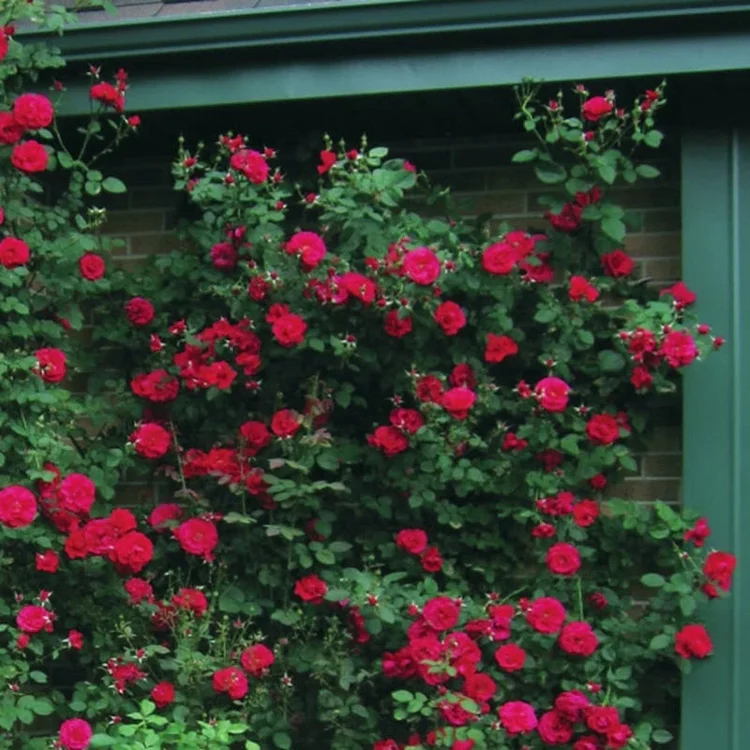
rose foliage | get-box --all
[0,5,735,750]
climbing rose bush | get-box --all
[0,3,734,749]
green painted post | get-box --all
[681,128,749,749]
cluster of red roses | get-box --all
[374,594,634,750]
[0,91,53,174]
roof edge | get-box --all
[20,0,750,61]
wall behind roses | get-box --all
[98,126,683,510]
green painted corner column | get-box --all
[681,127,750,749]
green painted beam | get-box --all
[21,0,750,62]
[55,28,750,116]
[681,128,749,748]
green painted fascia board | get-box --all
[55,27,750,115]
[681,127,750,749]
[21,0,750,61]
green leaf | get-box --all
[534,163,567,185]
[392,690,413,702]
[597,350,626,373]
[560,435,580,456]
[511,149,537,163]
[273,732,292,749]
[651,729,673,744]
[641,573,665,587]
[598,164,617,185]
[680,595,697,616]
[649,633,671,650]
[601,216,626,242]
[102,176,127,193]
[315,549,335,565]
[90,737,117,748]
[644,130,664,148]
[636,164,661,179]
[323,588,349,602]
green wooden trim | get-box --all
[681,129,749,749]
[54,29,750,116]
[21,0,750,61]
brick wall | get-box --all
[105,134,683,507]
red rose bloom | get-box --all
[270,409,301,439]
[416,374,444,403]
[601,249,634,277]
[212,666,248,700]
[403,247,441,286]
[285,231,327,271]
[239,420,272,453]
[395,529,428,555]
[534,376,570,412]
[482,241,517,274]
[585,413,620,445]
[124,577,154,605]
[172,587,208,617]
[494,643,526,672]
[294,574,328,604]
[660,330,698,368]
[441,386,476,419]
[130,422,171,459]
[573,499,600,527]
[125,297,155,326]
[389,407,424,435]
[485,333,518,363]
[569,275,599,302]
[67,630,84,649]
[703,551,736,591]
[585,705,621,735]
[241,643,275,676]
[0,486,37,528]
[554,690,590,721]
[210,241,238,270]
[78,252,105,280]
[317,149,337,175]
[422,596,460,630]
[449,363,476,388]
[546,543,581,576]
[90,82,124,111]
[11,139,49,173]
[148,503,183,531]
[151,682,175,708]
[34,348,67,383]
[384,309,413,338]
[558,621,598,656]
[0,111,24,145]
[525,597,567,634]
[13,93,54,129]
[113,531,154,574]
[36,550,59,573]
[174,518,219,561]
[631,365,653,390]
[582,95,614,122]
[0,237,30,269]
[58,718,93,750]
[131,370,180,403]
[17,604,55,633]
[420,546,443,572]
[272,313,307,347]
[434,300,466,336]
[58,473,96,516]
[661,280,697,309]
[229,149,269,184]
[368,425,409,456]
[538,710,574,745]
[498,701,538,735]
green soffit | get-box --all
[21,0,750,114]
[24,0,750,60]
